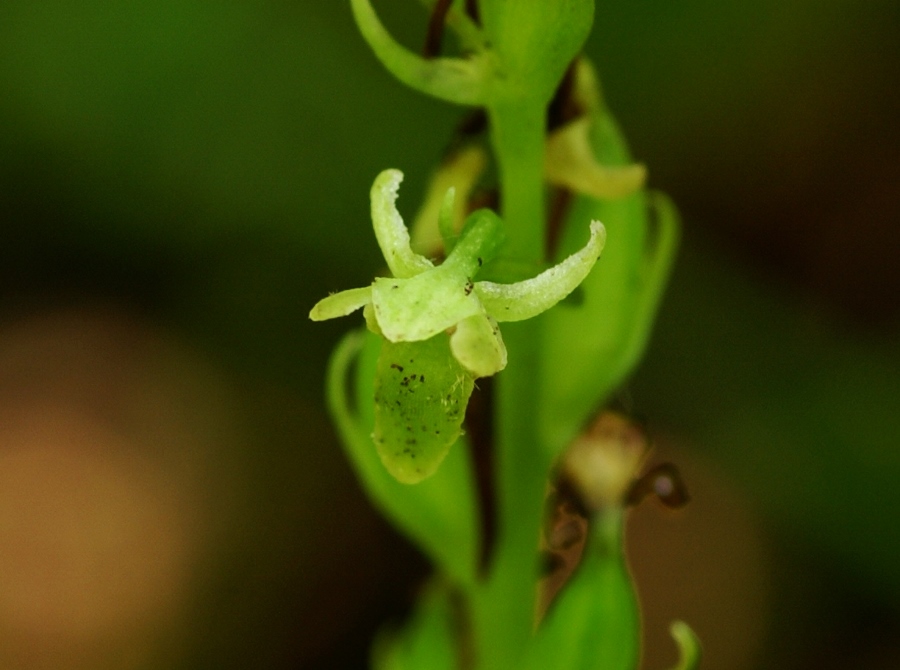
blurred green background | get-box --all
[0,0,898,667]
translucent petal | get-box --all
[450,313,507,378]
[371,169,434,279]
[475,220,606,322]
[410,145,487,256]
[309,286,372,321]
[545,118,646,199]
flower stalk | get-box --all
[311,1,700,668]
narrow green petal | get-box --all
[309,286,372,321]
[476,220,606,322]
[371,170,434,279]
[442,208,507,277]
[350,0,489,106]
[371,269,482,343]
[450,313,507,378]
[437,186,457,255]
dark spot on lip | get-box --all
[391,363,404,372]
[477,257,483,266]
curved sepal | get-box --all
[350,0,490,106]
[475,221,606,322]
[371,169,434,279]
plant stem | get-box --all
[488,101,546,264]
[474,98,549,669]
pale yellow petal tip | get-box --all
[561,161,647,200]
[669,620,702,670]
[588,220,607,256]
[545,117,647,199]
[450,315,507,378]
[308,287,373,322]
[308,298,333,321]
[373,168,404,198]
[380,456,440,484]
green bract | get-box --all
[310,169,606,482]
[351,0,592,108]
[540,58,680,452]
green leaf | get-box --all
[373,336,475,484]
[326,330,480,586]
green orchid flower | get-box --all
[310,168,605,483]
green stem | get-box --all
[474,99,549,669]
[488,100,546,264]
